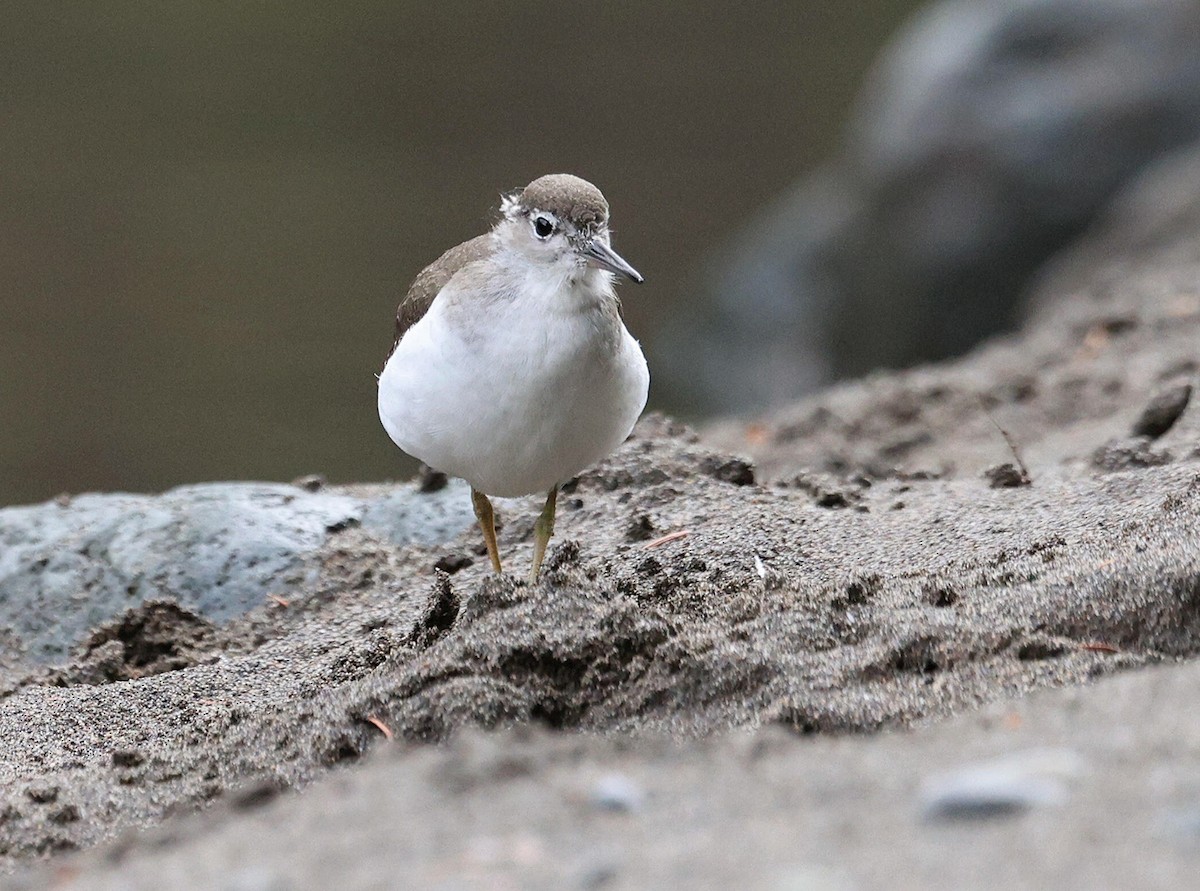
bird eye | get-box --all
[533,216,554,239]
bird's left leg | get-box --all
[529,486,558,584]
[471,487,503,574]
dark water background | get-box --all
[1,1,923,506]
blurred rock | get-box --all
[1132,383,1192,439]
[0,480,474,664]
[920,748,1085,822]
[358,479,474,547]
[1091,437,1173,472]
[983,462,1030,489]
[662,0,1200,413]
[588,773,646,813]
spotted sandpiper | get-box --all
[378,174,649,582]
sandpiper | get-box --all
[378,174,649,582]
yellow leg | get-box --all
[529,486,558,584]
[471,488,503,574]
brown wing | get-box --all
[384,233,495,365]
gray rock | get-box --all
[589,773,646,813]
[1132,383,1192,439]
[1091,437,1173,472]
[920,748,1084,822]
[0,481,474,663]
[661,0,1200,413]
[358,478,476,547]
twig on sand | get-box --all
[365,715,394,740]
[980,400,1032,484]
[643,529,691,549]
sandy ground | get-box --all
[14,660,1200,890]
[3,156,1200,889]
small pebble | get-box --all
[1132,383,1191,439]
[290,474,326,492]
[1092,437,1172,471]
[920,748,1084,822]
[984,462,1030,489]
[589,773,645,813]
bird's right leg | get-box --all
[471,488,503,574]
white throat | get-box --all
[489,238,617,316]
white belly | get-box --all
[378,284,649,497]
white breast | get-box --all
[378,265,649,497]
